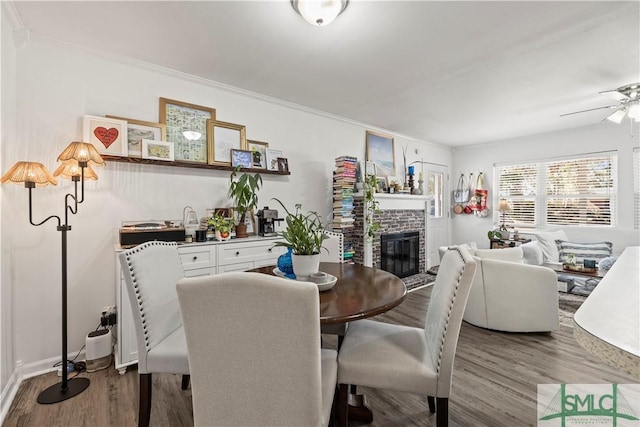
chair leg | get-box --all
[181,374,190,390]
[139,373,152,427]
[336,384,349,427]
[427,396,436,413]
[436,397,448,427]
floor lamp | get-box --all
[1,141,104,404]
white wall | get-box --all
[452,123,640,252]
[1,35,451,379]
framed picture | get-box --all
[159,97,215,163]
[83,115,128,157]
[231,149,252,169]
[214,208,232,219]
[366,130,395,177]
[376,177,387,192]
[142,139,174,161]
[277,157,289,173]
[207,120,247,166]
[387,175,402,188]
[247,140,269,169]
[106,115,166,158]
[266,148,283,171]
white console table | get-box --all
[114,236,285,374]
[573,246,640,378]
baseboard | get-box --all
[1,362,22,424]
[21,350,87,380]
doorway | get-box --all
[426,165,449,267]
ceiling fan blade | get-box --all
[603,108,627,124]
[559,105,619,117]
[599,89,629,102]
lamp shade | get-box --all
[53,160,98,180]
[292,0,348,26]
[57,141,105,166]
[498,199,512,212]
[1,161,57,187]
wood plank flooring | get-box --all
[3,286,635,427]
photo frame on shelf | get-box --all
[106,115,166,158]
[247,140,269,169]
[387,175,402,188]
[376,177,387,193]
[159,97,215,163]
[231,149,252,169]
[366,130,395,177]
[142,139,174,161]
[207,120,247,166]
[83,115,128,157]
[277,157,289,173]
[266,148,283,171]
[214,208,232,219]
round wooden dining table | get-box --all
[249,262,408,325]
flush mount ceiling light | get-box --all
[291,0,349,27]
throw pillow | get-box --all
[521,241,544,265]
[556,241,613,264]
[535,230,569,263]
[598,256,618,270]
[475,247,524,263]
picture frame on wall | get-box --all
[159,97,215,163]
[366,130,395,177]
[83,115,128,157]
[265,148,283,171]
[247,140,269,169]
[142,139,174,161]
[106,115,166,158]
[207,120,247,166]
[231,149,252,169]
[277,157,289,173]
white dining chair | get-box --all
[336,246,477,427]
[119,241,190,427]
[176,271,338,427]
[320,231,344,263]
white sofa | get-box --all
[440,245,559,332]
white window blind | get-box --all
[634,147,640,229]
[496,152,617,227]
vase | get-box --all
[292,253,321,280]
[216,230,231,241]
[277,248,295,278]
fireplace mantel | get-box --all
[355,192,431,210]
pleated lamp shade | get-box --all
[57,141,105,166]
[53,160,98,180]
[0,161,57,187]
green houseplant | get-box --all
[364,174,381,240]
[207,213,233,241]
[228,166,262,238]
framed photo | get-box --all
[266,148,283,171]
[214,208,232,219]
[207,120,247,166]
[366,130,395,177]
[277,157,289,173]
[159,97,215,163]
[231,149,252,169]
[106,115,166,158]
[142,139,174,161]
[247,140,269,169]
[83,115,128,157]
[387,175,402,188]
[376,177,387,192]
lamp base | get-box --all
[37,377,90,404]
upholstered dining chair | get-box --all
[336,246,477,427]
[119,241,190,427]
[176,272,338,427]
[320,230,344,263]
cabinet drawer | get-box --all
[219,241,282,265]
[178,246,215,270]
[218,262,254,273]
[184,267,213,278]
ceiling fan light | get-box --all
[628,103,640,120]
[292,0,348,27]
[605,108,627,124]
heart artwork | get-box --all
[93,127,119,149]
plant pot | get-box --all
[291,253,320,279]
[216,230,231,241]
[235,223,248,238]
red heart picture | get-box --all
[93,127,119,149]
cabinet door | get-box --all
[218,240,284,266]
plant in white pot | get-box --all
[207,213,233,242]
[272,198,328,279]
[228,166,262,238]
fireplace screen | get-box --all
[380,231,419,278]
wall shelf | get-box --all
[102,155,291,175]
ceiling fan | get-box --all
[561,82,640,123]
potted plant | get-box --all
[207,213,233,241]
[365,174,381,241]
[228,166,262,238]
[272,198,329,278]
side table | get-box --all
[489,238,531,249]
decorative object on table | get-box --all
[407,165,415,193]
[277,247,295,279]
[182,206,199,242]
[83,115,128,157]
[247,140,269,169]
[207,213,233,241]
[487,230,502,240]
[159,97,215,163]
[106,115,167,158]
[272,198,329,279]
[497,198,512,238]
[416,172,424,195]
[364,174,381,241]
[228,166,262,238]
[365,130,395,177]
[142,139,174,161]
[230,149,252,169]
[277,157,289,173]
[375,177,387,193]
[265,148,283,171]
[207,120,247,166]
[1,141,106,404]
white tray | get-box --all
[272,268,337,291]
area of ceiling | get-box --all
[9,1,640,147]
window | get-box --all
[495,152,617,227]
[428,171,444,218]
[634,147,640,229]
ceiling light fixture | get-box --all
[291,0,349,27]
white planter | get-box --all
[292,254,321,279]
[216,230,231,241]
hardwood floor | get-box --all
[3,286,634,427]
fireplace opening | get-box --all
[380,231,420,278]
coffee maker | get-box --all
[257,207,282,237]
